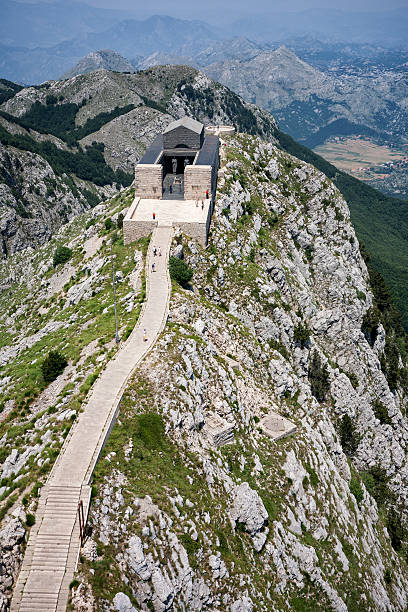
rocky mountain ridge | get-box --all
[0,66,276,256]
[203,46,408,146]
[1,133,408,611]
[2,64,408,331]
[72,135,408,611]
[60,45,408,151]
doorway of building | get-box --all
[162,154,196,199]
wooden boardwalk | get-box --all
[11,226,173,611]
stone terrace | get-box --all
[123,196,212,246]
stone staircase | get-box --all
[11,485,90,611]
[11,226,173,611]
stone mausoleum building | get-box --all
[134,116,220,201]
[123,118,234,246]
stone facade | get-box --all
[134,164,163,199]
[184,165,212,200]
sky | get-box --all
[17,0,408,16]
[81,0,408,14]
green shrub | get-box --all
[82,189,100,208]
[361,466,392,506]
[304,245,314,262]
[134,413,165,450]
[349,477,364,506]
[308,351,330,402]
[338,415,359,457]
[293,322,311,348]
[53,245,72,267]
[69,579,80,589]
[169,256,193,288]
[384,569,392,585]
[380,338,400,391]
[117,213,124,229]
[41,351,68,383]
[104,218,113,231]
[26,513,35,527]
[373,400,392,426]
[387,509,404,551]
[179,533,200,568]
[305,463,318,487]
[346,372,359,389]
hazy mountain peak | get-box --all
[60,49,136,80]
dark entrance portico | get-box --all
[161,117,204,199]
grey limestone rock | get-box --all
[231,595,254,612]
[0,518,25,606]
[229,482,268,551]
[127,535,152,581]
[113,592,137,612]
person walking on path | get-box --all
[206,189,209,199]
[151,262,155,273]
[153,212,156,220]
[143,328,147,342]
[158,247,162,257]
[153,246,157,256]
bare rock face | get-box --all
[113,592,137,612]
[0,143,103,256]
[127,536,152,581]
[229,482,269,551]
[0,518,25,605]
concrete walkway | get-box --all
[11,226,173,611]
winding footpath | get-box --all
[11,226,173,611]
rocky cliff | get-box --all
[70,134,408,611]
[1,132,407,611]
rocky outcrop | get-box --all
[229,482,269,551]
[60,50,137,81]
[0,142,112,256]
[0,518,25,609]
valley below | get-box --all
[313,137,408,197]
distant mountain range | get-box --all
[203,46,408,147]
[0,0,132,49]
[228,8,408,48]
[2,1,408,85]
[59,45,408,153]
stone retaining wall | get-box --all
[123,219,156,245]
